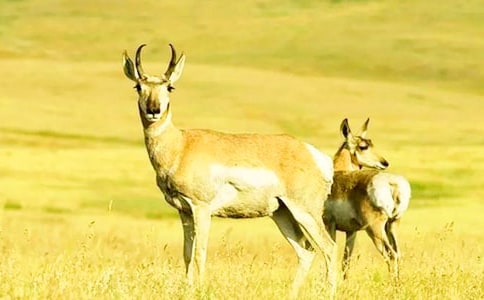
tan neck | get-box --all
[139,103,184,176]
[333,145,360,171]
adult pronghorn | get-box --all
[122,44,337,298]
[323,118,411,280]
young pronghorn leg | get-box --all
[325,218,337,241]
[342,231,357,280]
[385,220,400,256]
[365,223,398,279]
[385,221,400,279]
[178,204,212,287]
[277,199,337,299]
[272,206,315,300]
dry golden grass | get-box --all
[1,207,482,299]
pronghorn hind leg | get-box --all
[365,222,398,280]
[385,220,400,280]
[178,204,212,287]
[272,205,315,300]
[342,231,357,280]
[276,198,337,299]
[385,220,400,256]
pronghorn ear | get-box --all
[360,118,370,138]
[168,54,186,84]
[123,51,138,82]
[340,118,353,140]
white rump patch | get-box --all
[367,173,411,219]
[367,174,394,217]
[389,174,411,219]
[304,143,334,184]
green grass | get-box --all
[0,0,483,298]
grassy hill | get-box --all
[0,0,483,216]
[2,0,483,91]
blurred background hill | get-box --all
[1,0,483,217]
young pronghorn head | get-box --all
[338,118,389,170]
[122,44,186,123]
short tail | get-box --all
[390,176,411,219]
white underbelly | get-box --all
[210,183,281,218]
[209,164,282,218]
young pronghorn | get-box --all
[323,118,411,280]
[122,44,337,298]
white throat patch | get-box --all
[144,110,172,136]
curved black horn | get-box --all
[135,44,147,79]
[164,43,177,77]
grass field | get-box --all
[1,0,483,299]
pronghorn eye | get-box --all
[167,85,175,93]
[359,144,369,151]
[134,84,142,93]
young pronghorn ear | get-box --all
[122,51,138,82]
[340,118,353,140]
[360,118,370,138]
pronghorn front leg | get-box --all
[342,231,357,280]
[325,217,337,241]
[179,204,212,286]
[179,210,196,284]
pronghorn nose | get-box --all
[147,107,161,115]
[382,160,389,168]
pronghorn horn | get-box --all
[164,43,177,78]
[135,44,147,79]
